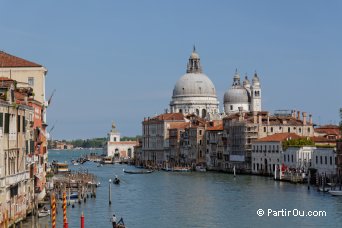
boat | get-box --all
[318,187,330,192]
[329,190,342,196]
[173,167,191,172]
[56,163,69,173]
[38,208,50,218]
[64,192,79,199]
[101,157,114,164]
[195,165,206,172]
[114,176,120,185]
[123,169,153,174]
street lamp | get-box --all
[108,179,112,205]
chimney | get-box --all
[297,111,300,120]
[258,114,262,125]
[302,112,307,125]
[309,114,313,125]
[267,112,270,125]
[253,111,257,124]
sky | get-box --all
[0,0,341,140]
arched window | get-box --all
[202,109,206,118]
[196,109,200,116]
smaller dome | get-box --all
[252,72,260,84]
[224,86,250,104]
[243,76,250,87]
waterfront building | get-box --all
[283,146,314,173]
[179,115,208,167]
[142,113,186,167]
[223,71,261,115]
[205,121,225,171]
[311,148,337,176]
[336,141,342,176]
[223,110,315,172]
[251,133,301,176]
[169,47,220,119]
[0,78,35,225]
[105,122,137,162]
[168,122,190,167]
[0,51,48,202]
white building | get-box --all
[311,148,336,175]
[105,122,137,161]
[170,47,220,119]
[223,71,261,115]
[252,133,300,175]
[283,146,314,172]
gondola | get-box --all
[123,169,153,174]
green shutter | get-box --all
[0,112,3,127]
[23,116,26,132]
[4,113,10,134]
[17,115,21,133]
[30,140,34,153]
[26,140,29,154]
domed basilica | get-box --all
[170,47,220,119]
[170,47,262,118]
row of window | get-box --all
[0,112,26,134]
[253,144,280,153]
[315,155,336,165]
[262,127,311,133]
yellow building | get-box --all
[0,51,47,106]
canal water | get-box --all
[24,149,342,228]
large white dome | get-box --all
[170,47,219,119]
[172,73,217,98]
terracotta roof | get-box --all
[0,51,42,67]
[168,122,190,129]
[207,124,223,131]
[145,113,185,122]
[256,133,301,142]
[311,136,336,143]
[108,141,137,145]
[315,125,340,136]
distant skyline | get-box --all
[1,0,341,139]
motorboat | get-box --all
[318,187,330,192]
[195,165,206,172]
[329,190,342,196]
[173,167,191,172]
[38,208,50,218]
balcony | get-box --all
[5,171,30,186]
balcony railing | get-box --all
[5,171,30,186]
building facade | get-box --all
[105,122,137,161]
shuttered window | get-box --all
[0,112,3,127]
[17,115,21,132]
[4,113,10,133]
[30,140,34,153]
[23,116,26,132]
